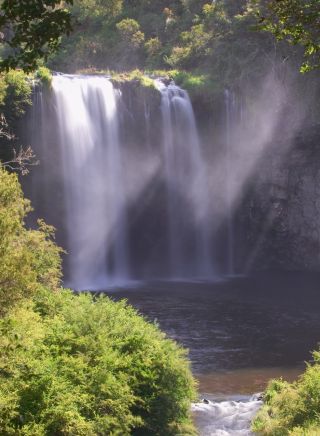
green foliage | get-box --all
[169,70,217,98]
[35,67,52,86]
[144,37,163,68]
[0,168,62,316]
[0,167,196,435]
[48,0,307,88]
[0,70,33,167]
[76,68,156,89]
[113,18,145,68]
[0,70,32,120]
[0,0,314,83]
[73,0,123,20]
[0,0,73,72]
[116,18,145,47]
[112,69,155,88]
[78,67,217,97]
[253,0,320,72]
[252,352,320,435]
[0,289,196,435]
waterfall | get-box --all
[52,75,129,290]
[156,81,213,278]
[26,74,215,289]
[224,89,236,276]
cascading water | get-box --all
[26,74,215,289]
[156,81,213,278]
[193,395,262,435]
[52,75,129,290]
[224,89,236,276]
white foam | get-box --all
[192,395,262,436]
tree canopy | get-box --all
[0,0,318,77]
[41,0,319,88]
[254,0,320,72]
[0,0,73,71]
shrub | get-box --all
[35,67,52,86]
[0,289,197,435]
[0,168,62,316]
[145,38,163,69]
[0,167,196,435]
[252,353,320,435]
[1,70,32,120]
[111,69,156,89]
[116,19,145,48]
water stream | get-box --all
[193,394,263,436]
[224,89,236,276]
[52,75,130,289]
[108,273,320,435]
[28,74,216,287]
[156,80,213,278]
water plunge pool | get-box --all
[103,272,320,435]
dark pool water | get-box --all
[106,272,320,383]
[103,272,320,434]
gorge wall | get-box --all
[240,126,320,272]
[22,73,320,288]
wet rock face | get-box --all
[21,78,320,277]
[113,81,162,153]
[240,126,320,272]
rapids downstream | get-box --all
[109,274,320,435]
[193,394,263,436]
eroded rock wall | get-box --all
[240,126,320,272]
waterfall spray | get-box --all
[224,89,236,276]
[156,80,214,278]
[27,74,216,289]
[52,75,130,289]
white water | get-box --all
[156,80,213,278]
[52,75,129,289]
[193,395,262,436]
[224,89,236,276]
[28,75,216,289]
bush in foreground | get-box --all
[0,289,197,435]
[252,352,320,435]
[0,167,62,316]
[0,167,196,434]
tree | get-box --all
[254,0,320,71]
[0,167,62,315]
[0,290,196,435]
[0,0,73,72]
[0,69,39,173]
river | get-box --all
[105,271,320,435]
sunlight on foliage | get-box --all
[252,352,320,435]
[0,289,197,435]
[0,168,62,316]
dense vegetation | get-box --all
[0,1,318,76]
[0,167,196,434]
[252,352,320,435]
[0,289,196,435]
[0,0,72,71]
[0,69,37,169]
[0,168,61,316]
[0,1,318,100]
[255,0,320,72]
[0,1,318,435]
[46,0,317,82]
